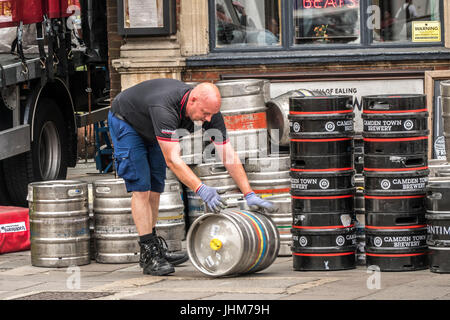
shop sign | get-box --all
[302,0,358,9]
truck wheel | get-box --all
[3,98,69,206]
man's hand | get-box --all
[196,184,227,213]
[244,192,276,213]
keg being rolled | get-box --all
[187,209,280,277]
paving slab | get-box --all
[201,293,292,300]
[121,291,213,300]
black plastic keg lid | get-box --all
[362,94,426,112]
[289,95,353,113]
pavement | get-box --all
[0,160,449,306]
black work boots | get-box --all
[139,236,175,276]
[139,235,188,276]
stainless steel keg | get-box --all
[216,79,269,158]
[266,89,315,147]
[187,209,280,277]
[156,180,185,252]
[93,179,139,263]
[28,180,90,267]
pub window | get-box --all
[210,0,444,50]
[371,0,442,43]
[215,0,281,47]
[293,0,361,45]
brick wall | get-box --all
[106,0,123,101]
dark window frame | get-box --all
[209,0,445,52]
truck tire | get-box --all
[0,160,12,206]
[3,98,69,206]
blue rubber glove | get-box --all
[196,184,227,213]
[244,192,276,213]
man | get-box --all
[108,78,274,276]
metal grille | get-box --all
[13,291,115,300]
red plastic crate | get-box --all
[0,206,30,254]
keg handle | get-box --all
[291,160,305,168]
[401,157,425,167]
[427,192,442,200]
[427,191,442,200]
[369,101,391,110]
[210,165,227,174]
[217,189,227,195]
[244,85,261,94]
[95,187,112,194]
[67,189,84,197]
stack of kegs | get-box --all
[289,95,357,271]
[362,94,429,271]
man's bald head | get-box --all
[186,82,221,122]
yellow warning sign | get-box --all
[412,21,441,42]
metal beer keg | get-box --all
[216,79,268,158]
[426,179,450,273]
[266,89,316,147]
[28,180,90,267]
[93,179,139,263]
[187,209,280,277]
[156,179,185,252]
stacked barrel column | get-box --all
[289,96,357,271]
[362,94,429,271]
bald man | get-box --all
[108,78,274,276]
